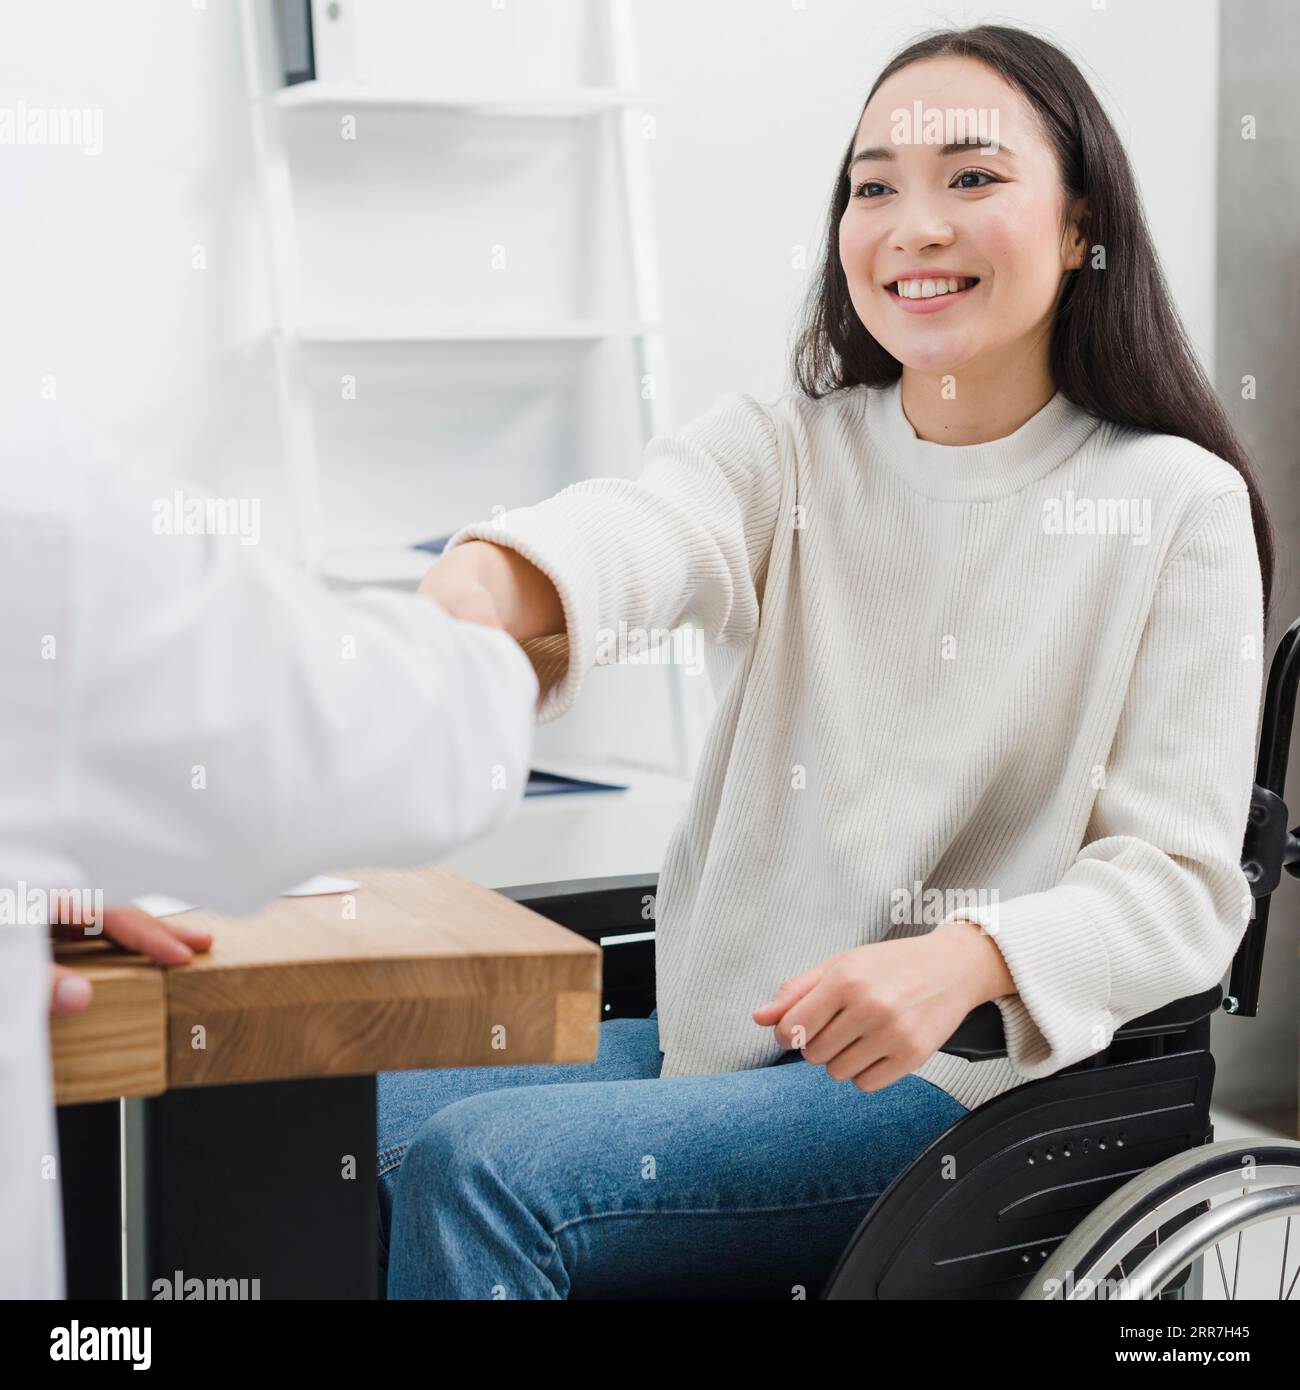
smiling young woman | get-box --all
[391,23,1274,1301]
[797,27,1275,601]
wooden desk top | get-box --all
[51,865,602,1104]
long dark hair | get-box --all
[791,22,1277,634]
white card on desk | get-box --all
[132,877,360,916]
[280,875,362,897]
[131,893,198,917]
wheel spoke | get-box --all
[1214,1236,1232,1300]
[1231,1195,1244,1301]
[1280,1217,1291,1301]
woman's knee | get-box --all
[395,1089,533,1205]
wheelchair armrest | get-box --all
[1110,984,1223,1038]
[938,1002,1008,1060]
[497,873,660,941]
[501,878,1224,1066]
[500,874,660,1020]
[936,984,1226,1062]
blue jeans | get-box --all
[377,1010,968,1299]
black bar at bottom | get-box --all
[144,1074,378,1300]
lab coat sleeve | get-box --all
[440,392,784,723]
[940,487,1265,1079]
[0,927,64,1298]
[67,470,539,915]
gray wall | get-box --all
[1213,0,1299,1118]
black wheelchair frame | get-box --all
[500,616,1300,1299]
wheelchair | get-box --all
[501,616,1300,1300]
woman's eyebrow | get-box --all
[850,140,1016,167]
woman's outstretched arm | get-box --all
[421,392,785,724]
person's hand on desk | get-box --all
[49,904,213,1015]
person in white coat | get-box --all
[0,456,540,1300]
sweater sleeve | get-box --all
[440,392,784,723]
[941,486,1265,1079]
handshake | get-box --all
[418,539,563,640]
[46,534,566,1018]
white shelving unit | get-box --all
[295,319,665,344]
[235,0,709,779]
[274,81,664,115]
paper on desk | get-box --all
[279,875,361,897]
[131,876,361,918]
[131,893,198,917]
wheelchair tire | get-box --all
[1023,1137,1300,1300]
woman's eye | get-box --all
[952,168,998,189]
[851,169,1000,200]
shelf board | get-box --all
[297,319,665,345]
[274,83,661,116]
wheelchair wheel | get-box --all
[1024,1138,1300,1300]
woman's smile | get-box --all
[885,275,983,314]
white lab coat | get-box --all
[0,457,539,1299]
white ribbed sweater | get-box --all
[445,377,1265,1110]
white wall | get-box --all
[0,1,285,528]
[1,0,1222,768]
[1,0,1221,539]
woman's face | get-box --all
[840,56,1087,377]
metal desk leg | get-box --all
[56,1099,123,1300]
[142,1075,378,1300]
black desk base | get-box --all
[59,1075,378,1300]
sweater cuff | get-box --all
[939,890,1113,1078]
[443,512,598,725]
